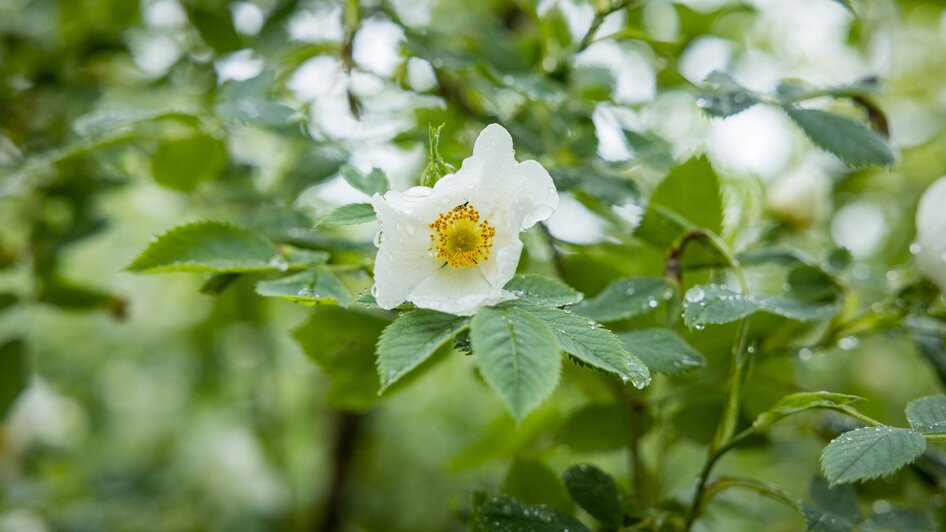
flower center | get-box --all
[429,202,496,268]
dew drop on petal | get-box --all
[373,231,383,248]
[370,284,379,298]
[909,242,921,255]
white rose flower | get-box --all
[371,124,559,316]
[915,175,946,293]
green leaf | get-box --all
[555,403,629,452]
[470,306,562,421]
[0,338,26,419]
[830,0,855,14]
[501,458,572,511]
[515,303,650,389]
[126,221,280,274]
[697,71,760,118]
[637,156,724,246]
[618,329,705,375]
[820,427,926,485]
[316,203,376,226]
[753,392,864,431]
[37,277,125,317]
[683,284,839,328]
[292,306,388,411]
[188,7,242,53]
[473,495,591,532]
[340,165,389,196]
[199,273,241,295]
[504,275,583,307]
[905,395,946,434]
[376,310,469,391]
[255,269,351,306]
[683,284,757,327]
[861,508,934,532]
[562,464,623,526]
[151,134,227,192]
[782,107,894,166]
[572,277,672,322]
[802,477,860,532]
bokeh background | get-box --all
[1,0,946,530]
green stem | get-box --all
[701,476,803,514]
[712,319,751,451]
[925,434,946,443]
[684,428,756,529]
[625,390,646,500]
[576,1,633,52]
[834,405,882,427]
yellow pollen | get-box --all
[428,202,496,268]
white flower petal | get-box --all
[408,267,513,316]
[915,176,946,293]
[477,221,523,290]
[469,123,518,174]
[371,195,440,309]
[370,123,560,315]
[508,159,559,229]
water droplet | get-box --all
[373,231,383,247]
[798,348,813,361]
[647,297,658,308]
[625,287,636,296]
[405,224,416,236]
[885,270,899,282]
[686,288,705,303]
[838,336,859,350]
[909,242,922,255]
[269,256,289,272]
[694,321,705,331]
[696,97,708,108]
[370,284,379,298]
[297,288,313,297]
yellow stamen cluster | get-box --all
[429,203,496,268]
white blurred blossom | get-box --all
[915,176,946,292]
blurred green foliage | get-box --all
[2,0,946,531]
